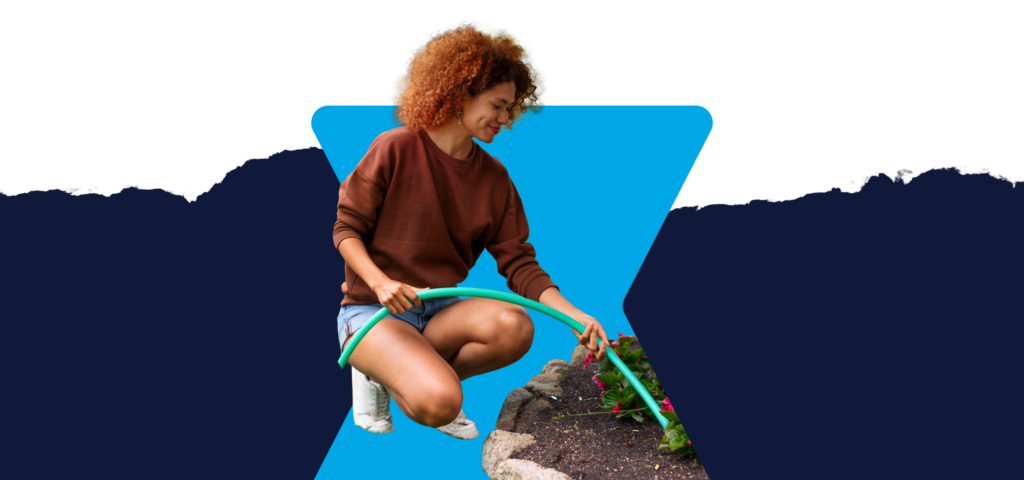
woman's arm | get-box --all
[333,132,427,314]
[483,178,611,359]
[338,237,425,315]
[539,286,610,361]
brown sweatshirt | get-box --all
[333,126,557,306]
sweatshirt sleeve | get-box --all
[333,134,394,251]
[486,178,558,302]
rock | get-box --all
[484,360,577,479]
[482,430,535,479]
[513,398,551,434]
[540,359,569,376]
[495,388,534,432]
[524,372,563,398]
[495,459,573,480]
[569,344,591,366]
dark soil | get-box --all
[510,346,708,480]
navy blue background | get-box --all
[625,169,1023,479]
[1,149,352,479]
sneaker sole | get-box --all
[358,426,395,434]
[437,428,479,440]
[354,416,394,435]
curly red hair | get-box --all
[394,24,542,130]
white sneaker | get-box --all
[351,367,394,434]
[436,408,479,440]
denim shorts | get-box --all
[337,295,462,351]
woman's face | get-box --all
[461,81,516,143]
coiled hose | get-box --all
[337,287,670,429]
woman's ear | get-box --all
[453,94,472,122]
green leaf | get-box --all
[662,410,679,423]
[631,411,644,422]
[601,390,620,408]
[676,446,696,457]
[659,434,672,450]
[597,374,618,386]
[622,384,637,398]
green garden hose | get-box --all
[337,287,671,429]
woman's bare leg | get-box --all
[421,298,534,381]
[343,318,462,428]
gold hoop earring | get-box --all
[457,112,462,125]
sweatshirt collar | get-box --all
[417,128,480,168]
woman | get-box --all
[333,25,609,440]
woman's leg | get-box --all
[421,298,535,381]
[344,318,463,428]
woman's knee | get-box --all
[494,305,534,355]
[406,383,463,427]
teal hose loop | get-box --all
[337,287,670,429]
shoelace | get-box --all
[372,383,390,417]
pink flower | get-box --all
[600,391,606,397]
[661,397,674,411]
[595,379,609,390]
[687,440,692,446]
[612,406,621,414]
[583,352,596,370]
[610,340,620,347]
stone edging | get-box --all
[481,345,592,480]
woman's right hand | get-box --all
[370,277,427,315]
[337,238,426,315]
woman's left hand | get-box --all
[571,313,610,361]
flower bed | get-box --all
[586,334,695,457]
[508,336,708,479]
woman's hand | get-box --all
[370,277,427,315]
[336,238,427,314]
[571,313,610,361]
[537,287,610,361]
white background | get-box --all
[1,1,1021,207]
